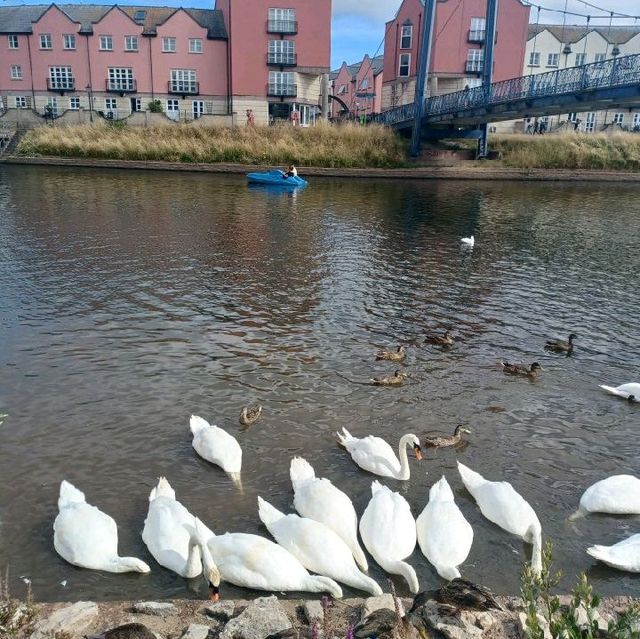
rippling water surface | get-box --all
[0,165,638,601]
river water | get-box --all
[0,165,638,602]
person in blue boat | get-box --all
[282,165,298,179]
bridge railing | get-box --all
[373,53,640,125]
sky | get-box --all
[1,0,639,68]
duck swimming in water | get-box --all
[422,425,471,449]
[501,362,543,379]
[239,405,262,427]
[545,333,576,354]
[370,370,408,386]
[424,331,454,347]
[376,345,406,362]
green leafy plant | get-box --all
[147,100,163,113]
[0,568,38,638]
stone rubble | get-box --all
[219,596,292,639]
[180,622,212,639]
[132,602,178,618]
[30,600,99,639]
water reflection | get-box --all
[0,166,638,602]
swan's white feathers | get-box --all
[190,415,242,474]
[587,534,640,572]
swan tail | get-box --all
[568,507,587,522]
[189,414,210,436]
[371,480,386,495]
[430,476,454,502]
[350,573,383,596]
[436,565,462,581]
[149,476,175,502]
[586,545,617,567]
[257,496,285,529]
[336,427,353,447]
[457,461,485,492]
[58,480,86,509]
[290,457,315,491]
[307,575,343,599]
[599,385,631,399]
[530,525,543,576]
[386,560,420,594]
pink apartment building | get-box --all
[382,0,530,110]
[330,54,383,119]
[0,0,331,125]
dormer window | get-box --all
[400,23,412,49]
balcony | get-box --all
[267,52,297,67]
[267,83,297,97]
[106,78,137,94]
[267,20,298,34]
[168,80,199,96]
[47,77,75,94]
[465,60,484,74]
[468,29,485,43]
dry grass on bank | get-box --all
[491,132,640,170]
[18,122,408,168]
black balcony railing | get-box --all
[465,60,484,74]
[267,19,298,34]
[106,78,137,93]
[468,29,485,43]
[267,52,297,66]
[168,81,199,95]
[267,83,297,97]
[47,77,75,93]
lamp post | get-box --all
[86,84,93,122]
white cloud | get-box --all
[332,0,402,23]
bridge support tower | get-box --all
[477,0,499,158]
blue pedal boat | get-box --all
[246,170,308,188]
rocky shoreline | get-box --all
[10,593,639,639]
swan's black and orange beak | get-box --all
[414,444,423,461]
[208,585,220,602]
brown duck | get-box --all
[423,425,471,448]
[424,330,454,346]
[370,370,408,386]
[376,345,407,362]
[545,333,576,354]
[501,361,543,379]
[239,405,262,426]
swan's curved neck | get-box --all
[396,434,414,480]
[186,538,203,577]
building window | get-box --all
[528,51,540,66]
[162,37,176,52]
[268,70,295,95]
[49,66,74,90]
[8,35,19,49]
[69,96,80,110]
[469,17,486,42]
[613,112,624,125]
[594,53,605,62]
[15,96,30,108]
[360,78,369,90]
[268,39,295,64]
[99,35,113,51]
[634,113,640,130]
[170,68,197,92]
[268,8,296,32]
[108,67,134,91]
[10,65,22,80]
[567,112,577,122]
[124,36,138,51]
[188,38,202,53]
[105,97,117,110]
[398,53,410,77]
[192,99,204,119]
[585,112,596,132]
[338,84,347,94]
[547,53,559,67]
[63,34,76,50]
[400,24,412,49]
[40,33,52,49]
[575,53,586,66]
[467,49,484,72]
[46,97,58,116]
[132,97,142,112]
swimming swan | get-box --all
[54,480,150,574]
[461,236,475,247]
[142,477,220,589]
[190,415,242,476]
[359,481,419,593]
[587,534,640,572]
[290,457,368,571]
[600,383,639,402]
[336,428,422,480]
[569,475,640,520]
[416,476,473,581]
[258,497,381,595]
[457,462,542,574]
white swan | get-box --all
[600,383,639,402]
[258,497,381,595]
[53,480,150,574]
[336,428,422,480]
[569,475,640,520]
[359,481,419,593]
[190,415,242,477]
[461,235,475,247]
[416,476,473,580]
[290,457,368,571]
[142,477,220,588]
[587,534,640,572]
[457,462,542,574]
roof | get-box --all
[330,54,384,81]
[528,24,640,46]
[0,3,227,38]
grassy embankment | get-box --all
[17,122,408,168]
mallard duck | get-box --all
[423,425,470,449]
[370,370,408,386]
[501,361,542,378]
[376,345,406,362]
[239,405,262,426]
[424,331,454,346]
[432,578,503,611]
[545,333,576,353]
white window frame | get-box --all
[69,96,80,110]
[166,98,180,120]
[585,112,596,133]
[398,53,410,77]
[547,53,559,67]
[594,53,606,62]
[400,24,412,49]
[268,39,295,64]
[99,35,113,51]
[567,112,577,123]
[49,66,74,90]
[170,68,197,92]
[8,35,19,49]
[528,51,540,66]
[338,84,347,94]
[15,96,29,108]
[162,37,176,53]
[469,17,485,41]
[108,67,134,91]
[360,78,369,90]
[46,96,58,116]
[634,113,640,129]
[124,35,138,51]
[132,97,142,112]
[613,112,624,125]
[105,97,117,110]
[268,70,294,94]
[188,38,202,54]
[575,53,586,66]
[63,34,76,50]
[467,48,484,72]
[192,99,204,119]
[40,33,52,49]
[10,65,22,80]
[268,8,295,22]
